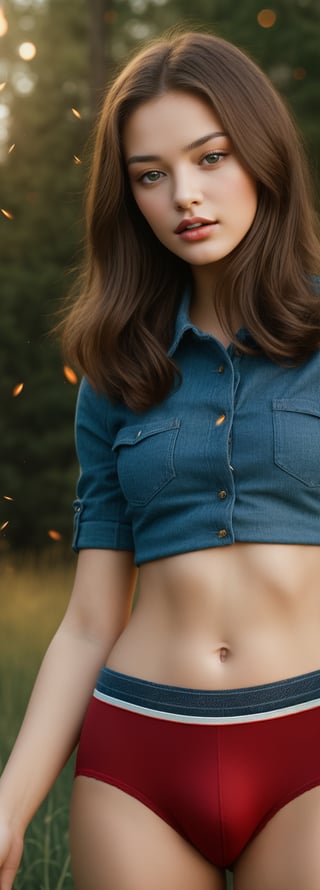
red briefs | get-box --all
[75,666,320,869]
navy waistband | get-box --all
[95,666,320,718]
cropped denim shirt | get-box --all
[72,292,320,564]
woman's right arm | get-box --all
[0,547,137,890]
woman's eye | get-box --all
[140,170,164,183]
[203,151,226,166]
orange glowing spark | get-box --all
[1,208,14,220]
[71,107,81,119]
[257,9,277,28]
[0,82,6,92]
[3,495,14,501]
[0,521,9,531]
[73,155,82,165]
[13,383,24,397]
[63,365,78,384]
[216,414,226,427]
[8,143,16,154]
[48,529,62,541]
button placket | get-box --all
[209,350,236,545]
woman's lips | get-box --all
[175,221,218,241]
[174,217,215,234]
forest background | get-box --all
[0,0,320,554]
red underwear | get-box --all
[75,667,320,869]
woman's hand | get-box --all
[0,819,24,890]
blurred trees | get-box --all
[0,0,319,551]
[0,0,89,550]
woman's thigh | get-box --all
[70,776,226,890]
[233,786,320,890]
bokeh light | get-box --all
[18,41,37,61]
[0,8,9,37]
[12,67,36,93]
[257,9,277,28]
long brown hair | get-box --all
[62,31,320,410]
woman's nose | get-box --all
[173,171,202,211]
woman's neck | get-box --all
[189,272,242,346]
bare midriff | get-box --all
[106,542,320,689]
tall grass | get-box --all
[0,552,76,890]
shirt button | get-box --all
[216,414,226,426]
[218,528,228,538]
[218,365,225,374]
[218,490,227,499]
[136,430,142,438]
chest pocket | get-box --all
[272,399,320,487]
[112,419,181,505]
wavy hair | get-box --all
[62,31,320,410]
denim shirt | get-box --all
[72,292,320,564]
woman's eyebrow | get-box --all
[127,131,226,166]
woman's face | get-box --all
[123,91,258,269]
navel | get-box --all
[219,646,230,663]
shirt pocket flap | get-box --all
[112,418,181,505]
[112,418,181,450]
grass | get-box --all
[0,552,234,889]
[0,552,76,890]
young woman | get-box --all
[0,30,320,890]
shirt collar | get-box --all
[168,288,256,357]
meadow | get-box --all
[0,553,233,890]
[0,553,75,890]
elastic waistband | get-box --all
[94,666,320,724]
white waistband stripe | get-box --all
[93,689,320,724]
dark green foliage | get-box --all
[1,0,319,550]
[0,0,89,550]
